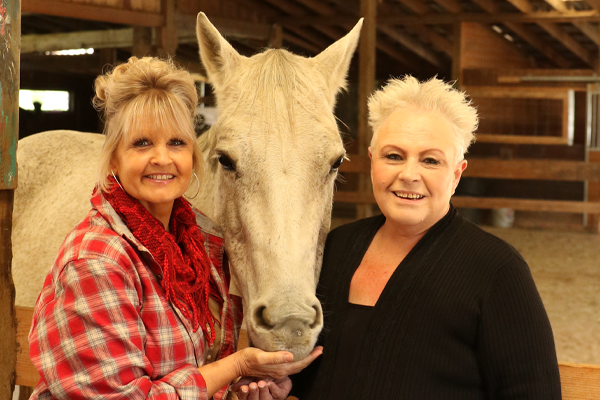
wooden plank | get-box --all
[15,306,38,388]
[475,134,569,145]
[268,23,283,48]
[466,86,571,99]
[378,25,444,67]
[22,0,164,27]
[156,0,176,57]
[559,362,600,399]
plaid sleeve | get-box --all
[29,257,209,400]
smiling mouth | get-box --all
[393,192,424,200]
[145,174,175,180]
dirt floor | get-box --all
[483,226,600,365]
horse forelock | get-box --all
[213,49,335,140]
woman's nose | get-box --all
[398,159,420,182]
[151,145,171,165]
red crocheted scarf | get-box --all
[103,177,221,345]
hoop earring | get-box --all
[111,170,125,192]
[186,172,201,199]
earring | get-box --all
[186,172,201,199]
[111,170,125,192]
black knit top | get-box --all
[291,206,561,399]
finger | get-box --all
[232,377,256,392]
[267,377,292,398]
[237,385,249,400]
[248,382,260,400]
[280,346,324,374]
[257,381,271,400]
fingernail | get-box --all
[241,387,248,393]
[284,353,293,362]
[258,382,266,388]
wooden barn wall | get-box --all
[460,22,531,70]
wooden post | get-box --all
[357,0,376,219]
[0,0,19,398]
[452,22,463,86]
[132,26,153,58]
[268,23,283,49]
[156,0,177,57]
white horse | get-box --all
[12,13,362,360]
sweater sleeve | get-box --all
[29,258,209,400]
[477,257,562,399]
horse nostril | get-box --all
[253,305,273,330]
[310,303,323,329]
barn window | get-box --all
[19,90,70,112]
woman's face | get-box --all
[369,106,467,235]
[111,124,194,217]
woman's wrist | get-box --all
[198,351,244,397]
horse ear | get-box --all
[312,19,363,108]
[196,12,242,91]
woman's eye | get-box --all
[170,138,187,146]
[385,153,402,161]
[330,156,344,171]
[133,139,150,147]
[217,154,236,172]
[424,158,440,165]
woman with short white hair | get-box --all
[292,76,561,399]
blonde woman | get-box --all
[292,76,560,399]
[28,57,320,400]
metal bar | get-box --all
[0,0,19,397]
[568,90,575,146]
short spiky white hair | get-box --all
[368,76,478,161]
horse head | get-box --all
[192,13,362,360]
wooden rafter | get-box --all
[470,0,571,68]
[506,0,596,67]
[296,0,444,68]
[430,0,462,13]
[543,0,599,45]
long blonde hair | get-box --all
[93,57,202,191]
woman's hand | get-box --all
[234,346,323,381]
[232,377,292,400]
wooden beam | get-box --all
[357,0,377,220]
[431,0,462,13]
[21,29,133,53]
[538,21,597,67]
[573,21,599,46]
[22,0,164,27]
[452,22,463,83]
[280,11,600,25]
[377,25,445,67]
[506,0,596,67]
[396,0,431,14]
[503,22,571,68]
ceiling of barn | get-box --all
[17,0,600,80]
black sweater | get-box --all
[292,206,561,399]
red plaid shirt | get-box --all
[29,190,242,400]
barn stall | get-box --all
[2,0,600,398]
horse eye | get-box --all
[331,156,344,171]
[218,154,236,172]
